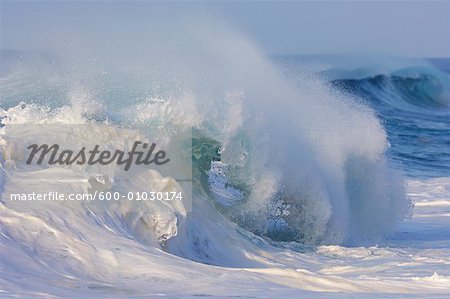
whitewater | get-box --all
[1,8,450,298]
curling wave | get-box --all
[0,16,412,282]
[332,65,450,177]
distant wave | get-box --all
[333,66,450,109]
[331,64,450,177]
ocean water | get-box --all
[331,60,450,178]
[273,56,450,179]
[1,20,450,297]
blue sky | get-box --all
[212,1,450,57]
[1,1,449,57]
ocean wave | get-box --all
[0,18,411,277]
[0,64,410,250]
[333,66,450,110]
[330,64,450,177]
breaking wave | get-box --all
[0,12,411,276]
[332,65,450,177]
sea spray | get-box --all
[0,4,411,259]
